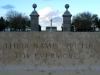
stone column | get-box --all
[62,4,72,31]
[30,3,39,31]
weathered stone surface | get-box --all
[0,32,100,75]
[62,4,72,31]
[30,3,39,31]
[0,71,100,75]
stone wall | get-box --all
[0,32,100,75]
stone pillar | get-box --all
[30,3,39,31]
[62,4,72,31]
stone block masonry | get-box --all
[0,32,100,75]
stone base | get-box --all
[0,70,100,75]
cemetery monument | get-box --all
[62,4,72,31]
[30,3,39,31]
[0,3,100,75]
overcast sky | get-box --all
[0,0,100,30]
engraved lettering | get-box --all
[63,53,68,58]
[35,53,39,59]
[27,53,30,58]
[51,53,54,58]
[40,53,47,58]
[56,53,62,58]
[68,43,74,48]
[74,53,80,59]
[21,53,25,58]
[69,53,73,58]
[40,43,44,48]
[53,43,57,49]
[33,43,38,48]
[25,43,29,48]
[15,53,20,59]
[17,43,21,49]
[15,52,81,59]
[45,43,51,48]
[33,43,57,49]
[5,43,29,49]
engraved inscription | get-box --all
[5,43,29,49]
[15,52,81,59]
[4,42,91,49]
[0,32,99,67]
[34,53,81,59]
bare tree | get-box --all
[6,10,30,31]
